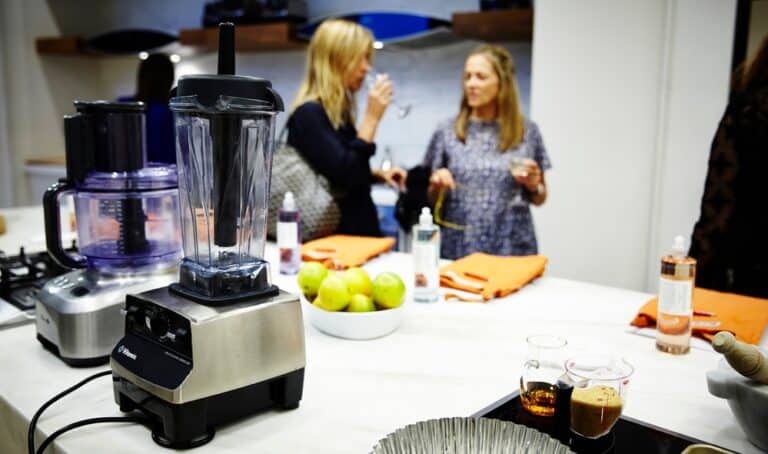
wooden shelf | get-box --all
[35,36,86,55]
[452,9,533,41]
[36,22,305,57]
[179,23,305,52]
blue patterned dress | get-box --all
[422,118,551,259]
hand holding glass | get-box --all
[509,157,532,206]
[366,70,412,119]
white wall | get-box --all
[97,41,531,172]
[645,0,735,292]
[532,0,735,291]
[0,1,13,207]
[1,0,107,206]
[3,1,529,206]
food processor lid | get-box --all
[65,100,149,184]
[171,23,283,113]
[79,164,178,191]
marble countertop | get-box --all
[0,207,762,453]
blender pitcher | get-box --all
[170,24,284,304]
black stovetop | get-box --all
[0,244,75,311]
[474,391,717,454]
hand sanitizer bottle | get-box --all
[278,191,301,275]
[656,235,696,354]
[413,207,440,303]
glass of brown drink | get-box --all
[565,355,634,439]
[520,335,568,417]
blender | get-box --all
[110,23,305,449]
[36,101,182,367]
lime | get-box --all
[372,272,406,309]
[297,262,328,298]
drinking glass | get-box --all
[565,355,634,439]
[509,156,530,206]
[365,69,412,119]
[520,335,568,417]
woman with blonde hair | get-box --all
[287,19,406,236]
[423,44,551,259]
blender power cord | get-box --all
[27,370,151,454]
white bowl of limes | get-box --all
[297,263,406,340]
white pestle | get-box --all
[712,331,768,385]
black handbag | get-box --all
[394,165,432,231]
[268,129,342,241]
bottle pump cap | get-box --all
[283,191,296,211]
[672,235,686,257]
[419,207,433,227]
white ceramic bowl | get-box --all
[302,297,404,340]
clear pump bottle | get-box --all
[656,235,696,354]
[413,207,440,303]
[278,191,301,275]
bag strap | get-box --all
[277,125,289,147]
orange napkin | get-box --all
[630,288,768,345]
[301,235,395,270]
[439,253,548,301]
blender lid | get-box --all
[172,23,283,112]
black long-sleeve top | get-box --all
[287,101,382,236]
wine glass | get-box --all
[509,156,530,206]
[365,69,412,119]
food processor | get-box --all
[36,101,182,367]
[110,23,305,449]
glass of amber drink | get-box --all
[520,335,568,417]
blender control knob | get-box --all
[148,313,170,338]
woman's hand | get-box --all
[365,75,393,121]
[428,168,456,193]
[358,75,393,143]
[512,159,543,192]
[373,167,407,191]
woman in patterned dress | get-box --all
[423,44,551,259]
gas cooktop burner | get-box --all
[0,243,76,311]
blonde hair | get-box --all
[292,19,374,129]
[455,44,524,151]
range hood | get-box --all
[298,11,461,49]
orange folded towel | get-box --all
[439,253,548,301]
[301,235,395,270]
[630,288,768,345]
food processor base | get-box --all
[113,368,305,449]
[36,333,110,367]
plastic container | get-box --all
[412,207,440,303]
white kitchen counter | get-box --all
[0,207,762,453]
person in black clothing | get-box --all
[689,34,768,298]
[118,53,176,164]
[287,19,406,236]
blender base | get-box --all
[113,368,305,449]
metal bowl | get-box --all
[370,417,574,454]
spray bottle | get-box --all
[278,191,301,275]
[413,207,440,303]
